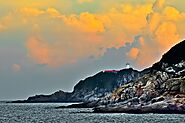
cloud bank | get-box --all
[1,0,185,68]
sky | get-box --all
[0,0,185,100]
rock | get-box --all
[153,40,185,69]
[171,85,180,92]
[180,80,185,93]
[94,99,185,114]
[151,96,165,103]
[25,90,72,103]
[93,40,185,113]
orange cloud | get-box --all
[27,37,50,65]
[127,48,140,59]
[147,4,182,51]
[19,7,45,16]
[46,8,61,17]
[23,1,185,68]
[0,15,12,32]
[1,0,185,69]
[155,22,179,51]
[104,4,152,35]
[62,12,105,33]
[0,0,59,8]
[163,6,180,21]
[147,12,161,32]
[26,34,103,67]
[134,1,185,68]
[0,24,4,32]
[153,0,165,11]
[78,0,93,4]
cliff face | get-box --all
[24,68,145,103]
[70,68,143,102]
[94,40,185,113]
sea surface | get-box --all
[0,102,185,123]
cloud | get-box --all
[62,12,105,33]
[0,24,4,32]
[26,37,50,65]
[1,0,185,69]
[134,36,161,68]
[155,22,179,51]
[0,15,11,32]
[23,4,153,67]
[19,7,45,16]
[131,0,185,68]
[46,8,61,17]
[147,12,161,32]
[78,0,93,4]
[12,64,21,72]
[127,48,140,60]
[163,6,181,21]
[26,1,185,68]
[153,0,165,11]
[26,32,105,67]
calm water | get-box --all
[0,102,185,123]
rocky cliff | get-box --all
[70,68,146,102]
[93,40,185,113]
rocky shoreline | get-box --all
[92,40,185,114]
[93,96,185,113]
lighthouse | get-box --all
[126,63,130,69]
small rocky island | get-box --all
[13,40,185,114]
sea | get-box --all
[0,102,185,123]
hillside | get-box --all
[94,40,185,113]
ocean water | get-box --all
[0,102,185,123]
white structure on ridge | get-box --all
[126,63,130,69]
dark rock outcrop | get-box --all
[152,40,185,71]
[93,40,185,113]
[26,90,72,103]
[69,68,143,102]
